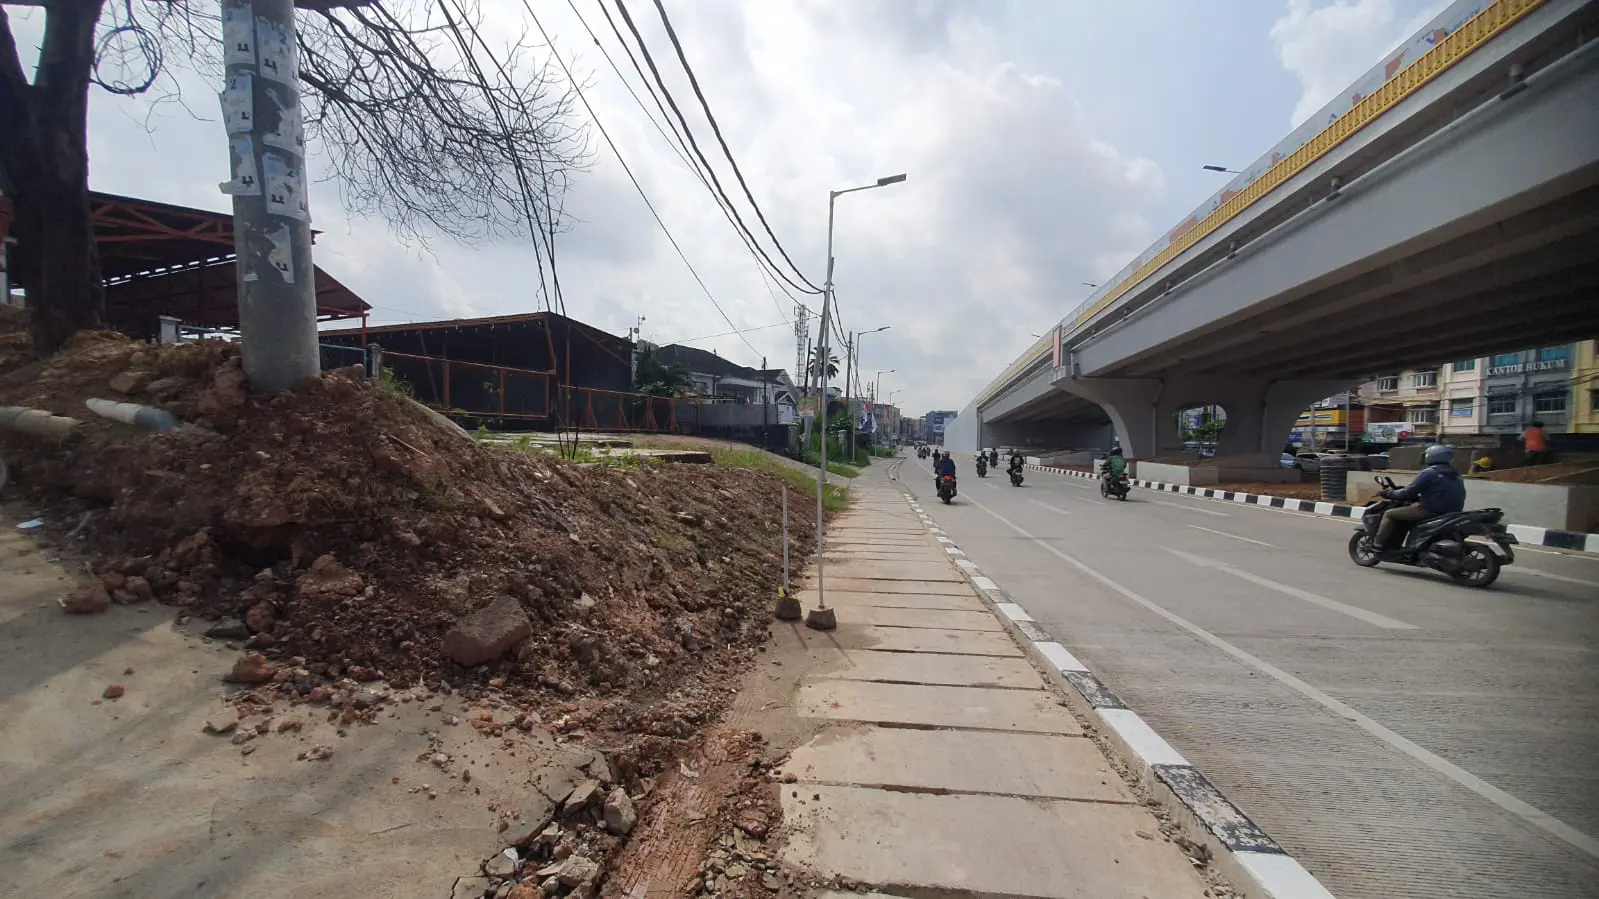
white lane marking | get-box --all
[1163,547,1415,630]
[1029,499,1073,516]
[1188,525,1274,547]
[1097,708,1190,768]
[957,492,1598,860]
[1505,567,1599,590]
[1035,641,1089,673]
[1077,496,1106,506]
[1151,499,1230,518]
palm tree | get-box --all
[808,349,840,383]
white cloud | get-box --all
[1271,0,1451,127]
[12,0,1178,414]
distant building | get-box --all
[648,343,796,411]
[1573,340,1599,435]
[924,410,957,443]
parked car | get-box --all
[1280,453,1298,469]
[1294,452,1328,473]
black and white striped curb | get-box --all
[1024,462,1599,554]
[904,492,1337,899]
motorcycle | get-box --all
[975,457,988,477]
[1100,471,1130,501]
[1349,475,1516,587]
[1009,465,1024,487]
[937,474,958,504]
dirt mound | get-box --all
[0,328,817,735]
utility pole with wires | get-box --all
[221,0,322,393]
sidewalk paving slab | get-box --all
[810,648,1039,688]
[817,561,965,582]
[795,679,1079,733]
[781,785,1207,899]
[803,577,972,596]
[781,726,1132,802]
[795,588,986,611]
[840,606,1003,631]
[833,624,1023,656]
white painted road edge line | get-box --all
[902,487,1342,899]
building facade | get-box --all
[1479,346,1574,437]
[1573,340,1599,435]
[924,410,957,444]
[1438,358,1485,437]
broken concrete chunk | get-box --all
[442,596,532,667]
[603,787,637,836]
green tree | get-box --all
[808,348,840,383]
[633,355,691,397]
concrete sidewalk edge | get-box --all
[1023,462,1599,555]
[902,490,1339,899]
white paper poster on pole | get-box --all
[222,2,255,65]
[262,152,311,222]
[219,135,261,196]
[254,17,298,85]
[260,84,304,153]
[219,73,253,134]
[263,222,295,284]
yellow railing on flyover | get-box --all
[975,0,1542,409]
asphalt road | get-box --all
[902,452,1599,899]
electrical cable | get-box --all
[573,0,817,315]
[648,0,822,293]
[524,2,763,361]
[610,0,821,296]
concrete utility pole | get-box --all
[220,0,319,392]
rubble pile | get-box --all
[0,328,818,734]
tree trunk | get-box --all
[14,166,104,354]
[0,0,108,355]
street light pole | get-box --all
[808,173,906,631]
[848,325,889,459]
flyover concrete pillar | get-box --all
[1052,377,1179,458]
[1056,375,1353,461]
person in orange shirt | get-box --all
[1522,420,1548,466]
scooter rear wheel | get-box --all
[1448,544,1501,588]
[1348,532,1381,567]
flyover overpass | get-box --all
[952,0,1599,459]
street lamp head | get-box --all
[866,325,890,334]
[1202,164,1240,174]
[877,173,908,186]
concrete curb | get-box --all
[1024,463,1599,554]
[901,491,1337,899]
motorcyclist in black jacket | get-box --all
[1374,444,1467,550]
[934,451,956,491]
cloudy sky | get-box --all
[9,0,1447,416]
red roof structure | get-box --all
[1,191,369,337]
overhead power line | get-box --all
[522,0,763,361]
[646,0,822,293]
[610,0,821,297]
[571,0,817,317]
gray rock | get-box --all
[603,787,637,835]
[483,850,518,879]
[561,778,602,816]
[557,855,600,887]
[204,619,250,640]
[442,596,533,667]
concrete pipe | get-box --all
[84,398,179,433]
[0,406,82,438]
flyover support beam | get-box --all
[1055,375,1353,461]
